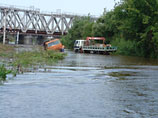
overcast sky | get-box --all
[0,0,120,16]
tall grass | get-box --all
[0,44,14,57]
[0,44,66,75]
[0,44,66,83]
[12,50,66,67]
[0,44,66,68]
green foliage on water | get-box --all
[62,0,158,58]
[108,71,138,81]
[0,64,12,82]
[108,71,137,77]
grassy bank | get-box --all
[0,44,66,67]
[0,44,14,57]
[0,44,66,82]
[12,49,65,67]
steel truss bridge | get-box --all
[0,5,97,36]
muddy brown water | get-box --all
[0,50,158,118]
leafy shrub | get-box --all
[0,64,11,82]
[112,38,137,56]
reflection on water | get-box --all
[0,50,158,118]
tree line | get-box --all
[61,0,158,58]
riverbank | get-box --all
[0,44,66,82]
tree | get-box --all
[62,0,158,58]
[61,16,95,49]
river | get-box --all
[0,50,158,118]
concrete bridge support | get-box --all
[18,35,45,45]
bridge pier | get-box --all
[0,33,59,45]
[20,35,37,45]
[18,35,49,45]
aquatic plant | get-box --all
[0,64,11,82]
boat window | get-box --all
[47,40,60,47]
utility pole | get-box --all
[3,9,6,45]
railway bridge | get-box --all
[0,5,97,44]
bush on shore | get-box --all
[0,64,11,82]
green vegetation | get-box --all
[0,44,66,68]
[61,16,94,49]
[12,49,66,68]
[0,64,12,82]
[0,44,14,57]
[62,0,158,58]
[0,44,66,82]
[108,71,138,81]
[108,71,137,77]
